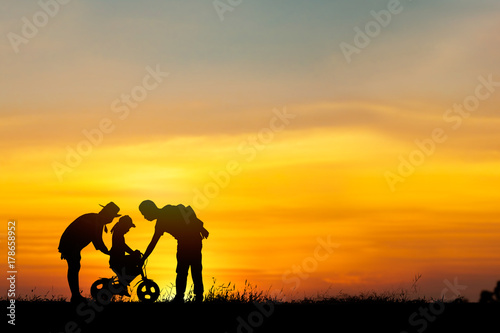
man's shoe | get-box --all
[172,295,184,304]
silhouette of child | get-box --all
[109,215,142,294]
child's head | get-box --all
[111,215,135,235]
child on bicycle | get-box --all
[109,215,142,294]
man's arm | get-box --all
[142,230,162,261]
[190,208,209,239]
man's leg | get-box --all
[191,244,204,301]
[175,245,189,302]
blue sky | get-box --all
[1,0,499,151]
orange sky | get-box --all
[2,1,500,302]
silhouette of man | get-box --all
[139,200,209,303]
[58,202,121,303]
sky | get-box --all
[1,0,500,302]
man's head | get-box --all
[98,202,121,224]
[139,200,159,221]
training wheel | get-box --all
[91,278,111,300]
[137,279,160,303]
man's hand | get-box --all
[132,249,142,260]
[142,231,161,261]
[201,227,209,239]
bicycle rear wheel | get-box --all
[90,278,112,301]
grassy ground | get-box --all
[3,280,498,333]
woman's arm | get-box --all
[92,222,109,254]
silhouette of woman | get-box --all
[58,202,121,303]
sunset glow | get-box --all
[1,0,500,302]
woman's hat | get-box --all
[99,202,122,217]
